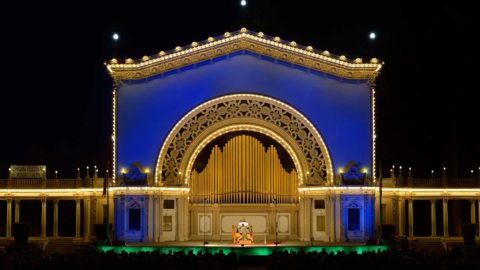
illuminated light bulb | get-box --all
[240,0,247,6]
[369,32,376,40]
[113,33,119,41]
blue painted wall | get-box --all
[117,51,372,178]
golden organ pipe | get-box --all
[191,134,298,204]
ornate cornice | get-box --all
[106,28,383,81]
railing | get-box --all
[0,178,110,189]
[1,177,479,190]
[189,193,298,204]
[382,177,480,188]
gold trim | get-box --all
[106,30,382,81]
[155,93,334,186]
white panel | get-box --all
[277,213,290,234]
[220,214,267,234]
[198,213,212,235]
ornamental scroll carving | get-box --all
[160,95,330,185]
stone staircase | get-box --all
[412,239,446,254]
[44,238,91,255]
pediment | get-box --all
[106,28,382,82]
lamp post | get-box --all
[378,164,383,245]
[105,169,111,245]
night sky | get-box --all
[1,1,478,179]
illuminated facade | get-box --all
[1,29,479,244]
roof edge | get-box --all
[106,28,383,81]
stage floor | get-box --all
[126,240,368,247]
[97,241,388,256]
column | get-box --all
[335,195,341,242]
[147,195,154,242]
[397,198,404,236]
[159,197,163,242]
[41,198,47,238]
[181,196,189,241]
[443,199,448,237]
[478,200,480,237]
[6,199,12,238]
[470,200,476,224]
[75,199,81,238]
[53,200,59,237]
[153,196,159,242]
[408,199,414,237]
[14,200,20,223]
[329,195,335,242]
[177,197,183,241]
[430,200,436,237]
[84,198,91,241]
[298,197,305,241]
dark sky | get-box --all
[1,1,478,179]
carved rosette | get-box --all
[159,95,331,185]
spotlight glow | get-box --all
[113,33,119,41]
[369,32,376,40]
[240,0,247,7]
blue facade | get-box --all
[117,51,372,176]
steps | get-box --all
[44,238,91,255]
[413,239,446,254]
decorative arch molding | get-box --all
[155,93,333,185]
[182,122,305,186]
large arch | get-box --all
[155,93,334,185]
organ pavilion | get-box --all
[1,29,478,244]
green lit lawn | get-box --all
[97,245,388,256]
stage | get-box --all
[96,241,388,256]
